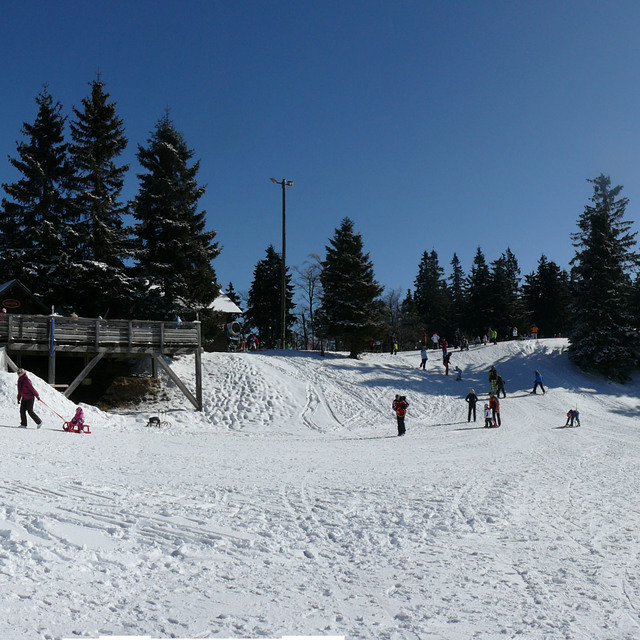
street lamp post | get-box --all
[270,177,294,350]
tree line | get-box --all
[243,176,640,381]
[2,84,638,380]
[0,80,220,320]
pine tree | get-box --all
[413,250,449,335]
[465,247,492,335]
[244,245,295,347]
[1,87,78,308]
[319,218,384,358]
[226,282,240,306]
[398,289,423,348]
[448,253,467,335]
[489,248,522,338]
[132,113,220,319]
[69,77,134,317]
[522,255,571,337]
[568,174,640,381]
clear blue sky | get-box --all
[2,1,640,303]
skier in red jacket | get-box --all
[17,369,42,429]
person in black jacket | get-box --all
[465,388,478,422]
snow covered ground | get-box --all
[1,338,640,640]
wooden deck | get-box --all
[0,314,200,355]
[1,314,203,410]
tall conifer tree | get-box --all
[448,253,466,334]
[413,250,449,334]
[522,255,571,337]
[319,218,384,358]
[466,247,492,335]
[568,175,639,381]
[244,245,295,347]
[69,77,133,316]
[132,113,220,318]
[1,87,78,307]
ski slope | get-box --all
[0,338,639,640]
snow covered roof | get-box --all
[209,291,243,314]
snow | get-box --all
[1,338,640,639]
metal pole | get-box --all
[281,180,286,350]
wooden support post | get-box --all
[64,351,106,398]
[153,354,201,411]
[4,353,18,372]
[48,352,56,385]
[195,321,203,411]
[195,347,203,411]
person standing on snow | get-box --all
[419,345,428,369]
[465,388,478,422]
[431,332,439,350]
[392,395,409,436]
[488,365,498,395]
[532,370,545,394]
[17,369,43,429]
[483,404,493,428]
[496,375,506,398]
[443,351,452,375]
[489,392,501,427]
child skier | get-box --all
[455,366,462,381]
[565,409,580,427]
[392,394,409,436]
[484,404,493,428]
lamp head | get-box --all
[270,177,278,184]
[286,180,294,187]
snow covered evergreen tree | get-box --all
[244,245,295,348]
[0,87,79,308]
[69,77,134,317]
[132,113,220,319]
[568,175,640,381]
[319,218,384,358]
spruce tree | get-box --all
[465,247,492,335]
[319,218,384,358]
[244,245,295,347]
[69,77,134,317]
[413,250,449,336]
[568,175,640,381]
[132,113,220,319]
[489,248,522,339]
[226,282,240,306]
[522,255,571,338]
[399,289,424,348]
[1,87,78,308]
[448,253,467,335]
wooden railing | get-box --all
[0,314,200,354]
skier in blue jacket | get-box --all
[532,370,545,394]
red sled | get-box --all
[63,421,92,434]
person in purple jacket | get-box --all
[17,369,43,429]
